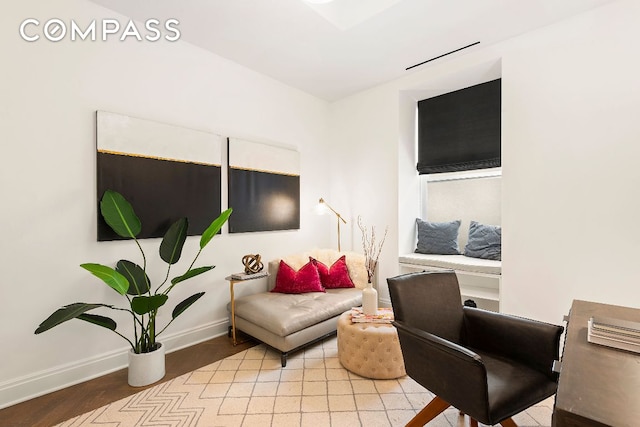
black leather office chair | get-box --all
[387,271,563,427]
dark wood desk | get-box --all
[553,300,640,427]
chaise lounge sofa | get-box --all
[230,249,368,366]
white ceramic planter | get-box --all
[128,343,166,387]
[362,282,378,315]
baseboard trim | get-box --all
[0,318,229,410]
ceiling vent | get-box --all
[406,41,480,71]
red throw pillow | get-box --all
[310,255,355,289]
[271,260,325,294]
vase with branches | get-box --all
[357,216,388,315]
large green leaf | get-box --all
[116,260,150,295]
[35,303,113,334]
[170,266,215,285]
[200,208,232,249]
[160,218,188,265]
[131,294,168,315]
[172,292,205,319]
[77,313,117,331]
[81,263,129,295]
[99,190,141,238]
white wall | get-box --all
[327,89,400,303]
[500,0,640,321]
[329,0,640,321]
[0,0,331,408]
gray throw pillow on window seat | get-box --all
[464,220,501,261]
[415,218,461,255]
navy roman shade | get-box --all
[417,79,501,175]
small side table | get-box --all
[337,310,406,379]
[225,272,268,346]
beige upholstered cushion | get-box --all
[267,249,368,290]
[337,311,406,380]
[234,288,362,337]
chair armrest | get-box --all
[462,307,564,380]
[393,320,490,421]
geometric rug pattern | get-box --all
[56,337,554,427]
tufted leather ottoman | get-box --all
[337,310,406,379]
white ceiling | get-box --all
[90,0,615,101]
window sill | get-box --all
[424,167,501,182]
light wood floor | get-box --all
[0,333,256,427]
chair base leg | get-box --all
[406,396,451,427]
[500,418,517,427]
[408,398,517,427]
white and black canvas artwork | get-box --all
[227,138,300,233]
[96,111,223,241]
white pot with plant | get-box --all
[35,190,232,387]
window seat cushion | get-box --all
[399,253,501,276]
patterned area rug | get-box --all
[56,337,553,427]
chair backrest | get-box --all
[388,271,464,343]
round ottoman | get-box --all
[337,310,406,379]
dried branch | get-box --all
[357,216,388,283]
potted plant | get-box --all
[35,190,232,386]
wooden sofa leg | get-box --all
[500,418,517,427]
[406,396,450,427]
[281,352,288,367]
